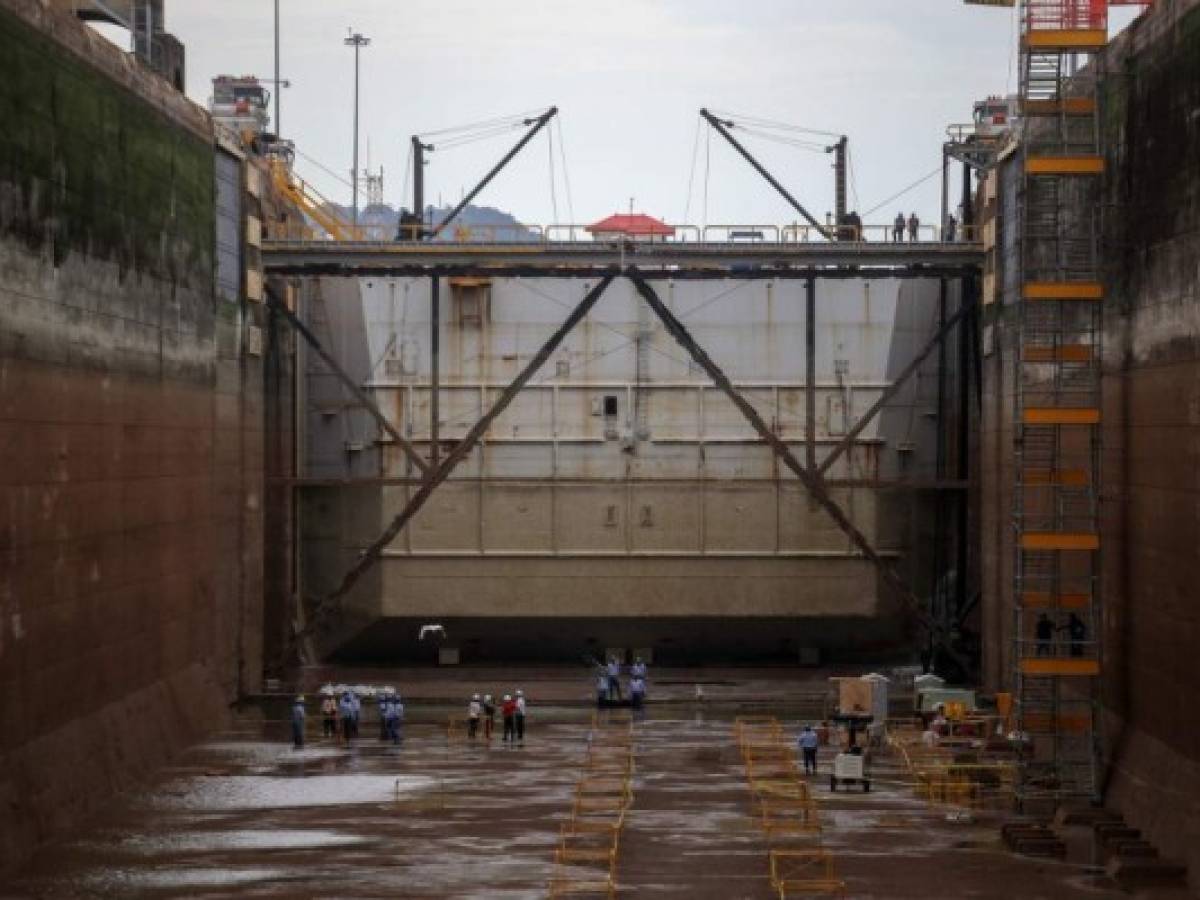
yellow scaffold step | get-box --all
[1022,345,1094,364]
[1025,155,1106,175]
[1022,97,1097,116]
[1020,658,1101,676]
[1023,711,1092,734]
[1023,281,1104,301]
[1021,591,1091,609]
[1021,532,1099,551]
[1022,29,1108,50]
[1022,467,1090,486]
[1022,407,1100,425]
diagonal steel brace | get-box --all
[626,271,963,663]
[295,273,619,640]
[268,289,431,477]
[817,301,971,478]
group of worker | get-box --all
[1035,612,1088,657]
[892,211,922,242]
[290,686,406,749]
[596,657,648,708]
[466,690,527,744]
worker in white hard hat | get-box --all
[338,689,356,745]
[468,694,482,739]
[514,690,527,745]
[291,695,306,749]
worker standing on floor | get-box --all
[501,694,517,745]
[631,657,647,681]
[388,692,405,745]
[606,657,622,701]
[468,694,482,739]
[483,694,496,741]
[630,675,646,710]
[797,724,819,775]
[339,689,356,745]
[597,671,610,707]
[515,690,528,745]
[291,695,306,750]
[321,691,337,738]
[377,691,390,741]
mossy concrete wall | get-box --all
[1098,0,1200,881]
[0,0,267,874]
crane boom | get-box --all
[700,108,832,241]
[426,106,558,239]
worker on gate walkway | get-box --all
[501,694,517,744]
[515,690,527,745]
[798,724,819,775]
[291,696,306,749]
[483,694,496,740]
[907,212,920,242]
[607,657,622,701]
[893,212,905,242]
[468,694,482,739]
[597,672,610,707]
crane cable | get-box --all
[682,116,702,226]
[418,108,545,138]
[708,109,842,141]
[861,164,944,219]
[555,116,576,228]
[547,124,559,225]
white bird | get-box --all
[419,624,447,641]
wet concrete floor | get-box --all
[5,670,1190,898]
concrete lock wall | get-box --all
[0,0,276,873]
[979,0,1200,882]
[301,274,963,662]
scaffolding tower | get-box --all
[1013,0,1111,805]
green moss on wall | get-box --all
[0,9,214,286]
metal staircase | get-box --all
[1013,0,1110,805]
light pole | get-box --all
[344,29,370,230]
[274,0,281,136]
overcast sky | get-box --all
[153,2,1140,230]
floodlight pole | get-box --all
[344,30,371,229]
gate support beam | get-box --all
[817,301,971,479]
[296,272,618,640]
[627,271,965,666]
[268,288,431,478]
[806,277,817,471]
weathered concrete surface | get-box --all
[979,0,1200,888]
[0,0,272,875]
[5,667,1185,898]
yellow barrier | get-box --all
[769,849,848,898]
[547,876,616,898]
